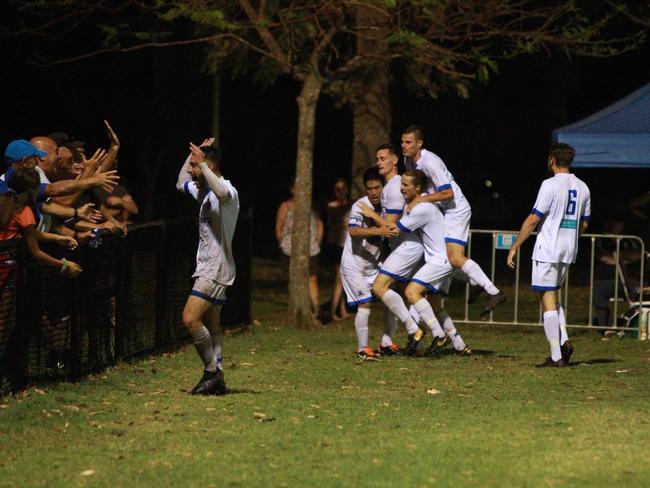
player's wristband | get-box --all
[60,258,69,273]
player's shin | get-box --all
[381,309,398,347]
[191,325,218,372]
[381,289,419,334]
[355,307,371,350]
[413,298,445,339]
[436,310,466,350]
[542,310,562,362]
[461,259,500,295]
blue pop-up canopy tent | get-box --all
[552,83,650,168]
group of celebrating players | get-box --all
[176,124,590,395]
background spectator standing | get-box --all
[276,181,324,321]
[325,178,351,321]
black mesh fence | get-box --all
[0,215,252,393]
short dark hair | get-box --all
[200,145,221,167]
[363,167,383,186]
[402,169,428,192]
[549,143,575,168]
[402,125,424,142]
[375,143,399,157]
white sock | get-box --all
[461,259,499,295]
[381,309,398,347]
[436,310,466,351]
[558,304,569,345]
[210,330,224,371]
[191,326,217,372]
[355,308,371,350]
[543,311,562,362]
[413,299,445,339]
[381,289,419,335]
[409,304,421,325]
[454,270,478,287]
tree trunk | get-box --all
[351,4,391,198]
[289,72,322,328]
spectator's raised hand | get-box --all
[104,120,120,149]
[77,203,103,223]
[64,260,83,278]
[56,235,78,250]
[82,148,107,177]
[89,170,119,193]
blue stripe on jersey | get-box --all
[183,181,190,194]
[378,268,409,283]
[436,184,452,191]
[37,183,48,202]
[396,221,411,233]
[190,290,227,305]
[531,285,560,292]
[347,296,375,307]
[531,208,544,218]
[580,215,591,222]
[410,278,441,294]
[444,237,467,247]
[385,209,403,214]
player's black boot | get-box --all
[424,335,449,356]
[405,329,425,356]
[191,368,227,395]
[561,340,574,364]
[535,357,567,368]
[479,292,507,318]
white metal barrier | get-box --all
[454,230,648,339]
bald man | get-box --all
[31,136,60,183]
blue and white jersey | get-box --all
[396,202,448,265]
[405,149,470,215]
[341,196,383,277]
[531,173,591,264]
[380,174,407,249]
[182,178,240,285]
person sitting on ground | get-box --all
[0,168,82,277]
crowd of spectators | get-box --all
[0,121,139,278]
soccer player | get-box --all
[362,170,471,355]
[506,143,590,367]
[373,143,424,352]
[176,139,240,394]
[401,126,505,317]
[340,168,397,359]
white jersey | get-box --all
[380,174,408,249]
[341,196,383,277]
[396,202,449,265]
[34,166,52,233]
[183,179,240,285]
[531,173,591,264]
[406,149,470,215]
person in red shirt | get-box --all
[0,169,82,277]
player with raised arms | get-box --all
[506,143,590,367]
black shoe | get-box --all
[379,343,403,356]
[453,345,473,356]
[406,329,425,356]
[535,357,567,368]
[425,335,449,356]
[190,369,227,395]
[479,292,507,319]
[467,285,483,305]
[561,341,574,363]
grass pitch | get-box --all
[1,261,650,487]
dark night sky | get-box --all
[1,13,648,257]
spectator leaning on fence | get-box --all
[0,168,82,277]
[176,138,240,396]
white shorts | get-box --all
[341,269,377,306]
[191,276,228,304]
[531,261,569,292]
[379,241,424,283]
[410,260,455,295]
[443,205,471,247]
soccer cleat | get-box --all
[479,292,507,319]
[561,340,574,363]
[467,285,483,305]
[357,346,379,361]
[190,368,227,395]
[406,329,425,356]
[453,345,473,356]
[535,357,567,368]
[379,343,403,356]
[424,335,450,356]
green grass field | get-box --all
[1,262,650,487]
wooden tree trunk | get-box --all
[350,4,391,198]
[289,72,322,328]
